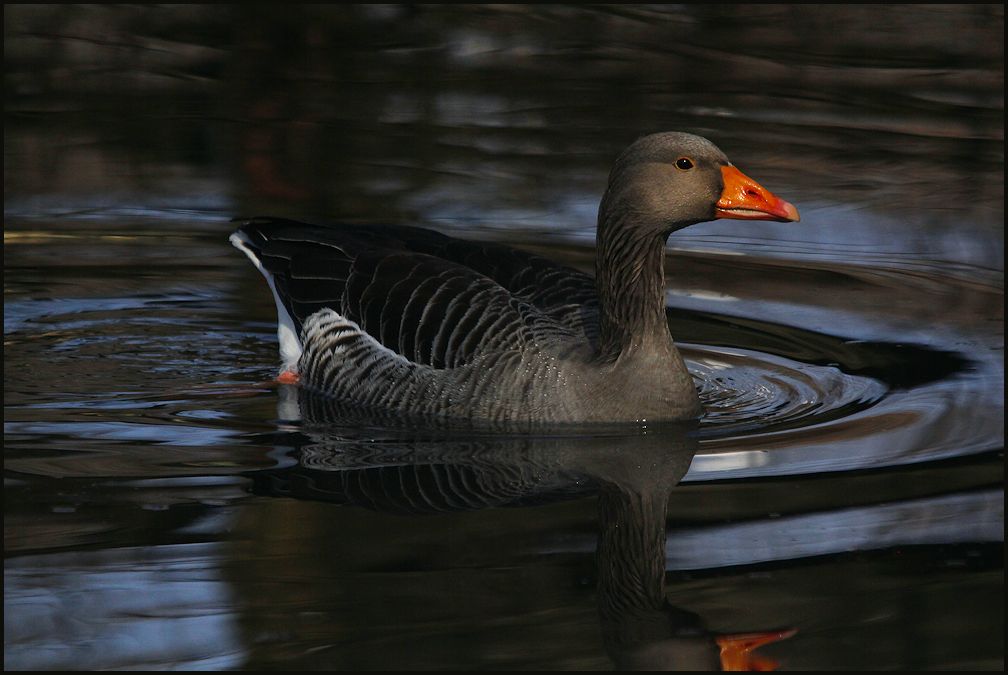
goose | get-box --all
[231,132,799,426]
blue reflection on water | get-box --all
[4,541,245,671]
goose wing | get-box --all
[231,218,581,369]
[358,223,600,339]
[354,222,599,314]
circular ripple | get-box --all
[684,344,889,438]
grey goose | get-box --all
[231,132,799,427]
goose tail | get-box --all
[230,229,304,376]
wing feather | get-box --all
[233,218,586,369]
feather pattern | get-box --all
[233,217,590,425]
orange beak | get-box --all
[716,165,800,222]
[716,628,797,671]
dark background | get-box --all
[5,4,1004,241]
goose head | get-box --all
[598,132,800,238]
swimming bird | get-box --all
[231,132,799,426]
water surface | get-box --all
[4,4,1004,670]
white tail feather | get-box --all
[230,231,303,373]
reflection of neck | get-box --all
[595,484,672,642]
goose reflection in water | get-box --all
[248,387,795,670]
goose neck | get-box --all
[595,213,673,360]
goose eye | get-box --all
[675,157,694,171]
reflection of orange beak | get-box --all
[716,165,800,222]
[716,628,798,671]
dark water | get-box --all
[4,4,1004,670]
